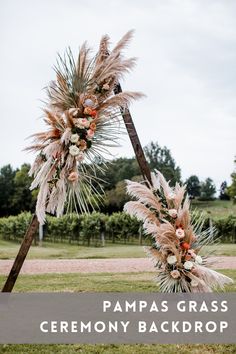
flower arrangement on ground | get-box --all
[27,31,143,224]
[124,171,233,292]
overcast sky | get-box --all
[0,0,235,190]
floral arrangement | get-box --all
[124,171,233,292]
[27,31,143,224]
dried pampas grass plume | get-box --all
[124,170,233,293]
[27,31,144,224]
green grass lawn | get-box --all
[1,239,236,260]
[0,270,235,354]
[192,199,236,219]
[0,343,235,354]
[0,270,235,293]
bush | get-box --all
[0,212,235,245]
[0,212,33,242]
[214,215,236,243]
[106,212,140,243]
[46,214,83,243]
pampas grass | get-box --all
[124,170,233,292]
[27,31,144,224]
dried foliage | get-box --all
[27,31,144,224]
[124,170,233,292]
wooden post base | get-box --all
[2,214,39,292]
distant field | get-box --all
[191,199,236,219]
[0,239,236,260]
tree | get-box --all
[144,141,181,185]
[228,157,236,203]
[12,163,35,213]
[96,157,140,190]
[219,181,230,200]
[0,164,16,216]
[185,175,201,199]
[104,176,143,213]
[200,178,216,201]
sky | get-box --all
[0,0,236,191]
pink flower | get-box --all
[87,129,95,139]
[175,228,185,239]
[102,83,110,90]
[76,152,84,161]
[188,249,196,258]
[170,270,180,279]
[68,172,79,182]
[80,118,90,128]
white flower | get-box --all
[69,145,80,156]
[70,134,79,143]
[195,255,203,265]
[168,209,177,218]
[167,255,177,265]
[191,279,199,287]
[76,152,84,161]
[183,261,193,270]
[175,228,185,239]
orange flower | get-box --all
[90,110,97,117]
[90,122,96,131]
[181,242,190,250]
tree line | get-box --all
[0,142,235,217]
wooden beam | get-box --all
[2,214,39,292]
[114,83,152,185]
